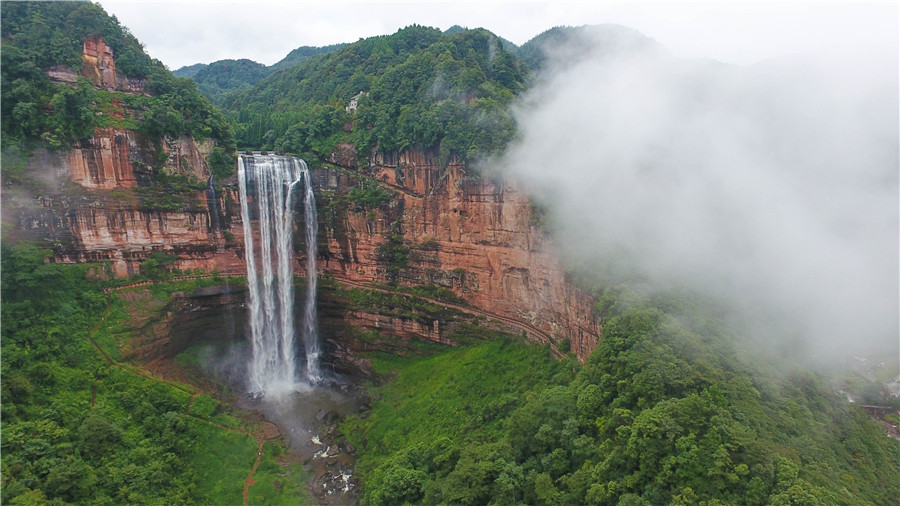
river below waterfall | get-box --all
[238,378,368,504]
[231,153,365,503]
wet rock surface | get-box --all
[239,376,370,505]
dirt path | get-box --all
[186,393,201,415]
[243,442,265,506]
[89,287,268,504]
[86,292,116,366]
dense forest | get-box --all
[2,2,898,505]
[0,242,311,504]
[340,286,900,505]
[218,25,528,165]
[0,1,235,179]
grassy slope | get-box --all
[340,294,900,506]
[0,245,309,504]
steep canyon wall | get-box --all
[4,67,600,361]
[316,146,601,360]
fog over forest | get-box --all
[493,27,899,367]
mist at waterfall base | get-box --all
[201,154,363,497]
[492,28,899,368]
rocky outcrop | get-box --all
[67,128,144,189]
[81,37,144,93]
[315,150,601,361]
[67,128,215,190]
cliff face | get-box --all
[5,145,600,360]
[5,67,599,359]
[3,37,244,278]
[4,147,244,277]
[316,147,601,361]
[66,128,215,190]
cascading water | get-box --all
[301,169,321,382]
[237,154,320,395]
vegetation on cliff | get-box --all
[341,289,900,506]
[0,242,308,505]
[220,25,527,164]
[0,2,235,171]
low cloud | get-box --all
[493,26,899,366]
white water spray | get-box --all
[301,168,321,382]
[237,154,320,395]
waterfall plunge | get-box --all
[238,154,320,395]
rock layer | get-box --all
[315,152,601,361]
[4,140,600,359]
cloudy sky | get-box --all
[97,1,898,71]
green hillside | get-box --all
[171,44,348,106]
[178,58,271,106]
[220,25,528,164]
[0,1,234,162]
[343,288,900,505]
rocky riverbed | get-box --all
[238,377,370,505]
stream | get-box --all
[237,377,368,504]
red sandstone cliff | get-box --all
[6,36,601,359]
[4,142,600,360]
[316,146,601,361]
[80,37,144,93]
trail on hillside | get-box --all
[89,287,270,504]
[243,442,265,506]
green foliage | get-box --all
[189,394,219,419]
[139,252,177,280]
[223,25,527,163]
[0,244,305,504]
[132,170,208,212]
[347,179,392,213]
[345,287,463,325]
[340,340,568,505]
[0,242,192,503]
[184,58,273,105]
[208,145,237,179]
[0,1,235,160]
[345,289,900,505]
[268,43,348,71]
[375,231,412,283]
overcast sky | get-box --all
[97,1,898,71]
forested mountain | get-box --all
[172,43,346,105]
[173,58,271,105]
[512,24,662,71]
[269,42,348,71]
[0,1,234,156]
[171,62,207,78]
[218,25,528,164]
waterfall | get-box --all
[301,166,321,382]
[237,154,319,395]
